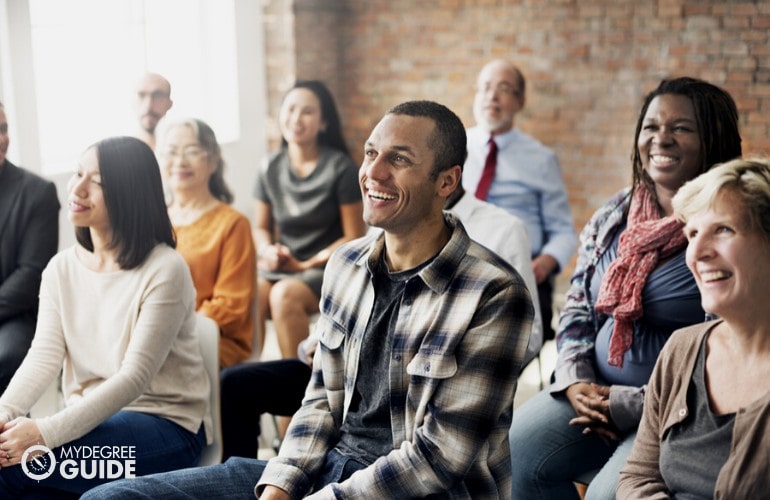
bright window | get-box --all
[29,0,239,174]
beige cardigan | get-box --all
[0,244,211,448]
[618,320,770,499]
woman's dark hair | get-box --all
[75,136,176,269]
[280,80,349,155]
[631,76,742,202]
[166,118,233,203]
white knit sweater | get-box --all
[0,244,211,448]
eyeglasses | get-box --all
[476,82,521,98]
[137,90,170,101]
[161,147,208,161]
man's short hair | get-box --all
[387,100,467,178]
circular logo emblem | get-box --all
[21,444,57,481]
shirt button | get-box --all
[394,354,401,361]
[424,363,430,372]
[678,409,687,417]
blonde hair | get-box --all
[672,157,770,241]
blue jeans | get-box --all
[0,411,204,499]
[509,389,636,500]
[82,448,367,499]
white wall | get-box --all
[0,0,267,251]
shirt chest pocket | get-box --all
[405,351,458,416]
[406,351,457,380]
[318,317,345,350]
[317,316,346,392]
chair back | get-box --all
[196,313,222,465]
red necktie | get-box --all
[475,137,497,200]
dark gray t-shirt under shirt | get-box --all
[335,253,430,465]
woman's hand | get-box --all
[565,382,620,444]
[276,252,310,273]
[259,243,319,274]
[259,244,292,272]
[0,417,45,468]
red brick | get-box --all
[578,5,603,17]
[659,4,683,17]
[265,0,770,280]
[751,84,770,96]
[723,16,751,29]
[752,15,770,28]
[683,4,712,16]
[747,111,770,124]
[731,3,759,16]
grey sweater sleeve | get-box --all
[609,384,645,433]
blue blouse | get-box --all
[591,222,704,386]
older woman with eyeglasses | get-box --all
[618,158,770,499]
[160,118,256,367]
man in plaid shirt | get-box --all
[85,100,533,499]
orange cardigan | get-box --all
[174,203,256,367]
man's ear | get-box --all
[436,165,462,198]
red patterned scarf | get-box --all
[595,186,687,367]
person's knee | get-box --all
[220,363,248,386]
[584,433,634,500]
[269,281,309,317]
[509,390,583,477]
[584,472,618,500]
[81,480,151,499]
[220,365,242,400]
[220,364,263,408]
[257,279,271,302]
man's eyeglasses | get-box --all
[476,82,521,98]
[137,90,170,101]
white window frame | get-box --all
[0,0,266,247]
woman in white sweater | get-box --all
[0,136,211,498]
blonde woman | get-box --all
[619,158,770,498]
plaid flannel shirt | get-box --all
[257,214,533,499]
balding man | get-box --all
[133,72,173,150]
[464,59,577,343]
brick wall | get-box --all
[262,0,297,151]
[267,0,770,280]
